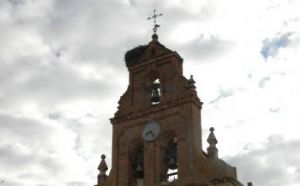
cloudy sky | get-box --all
[0,0,300,186]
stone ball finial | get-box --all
[98,154,108,173]
[207,126,218,159]
[152,34,158,41]
[207,127,218,145]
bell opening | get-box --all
[131,145,144,182]
[162,138,178,183]
[151,79,161,105]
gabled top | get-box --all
[124,34,174,68]
[112,33,201,123]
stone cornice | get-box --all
[111,94,202,124]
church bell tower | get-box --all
[94,11,246,186]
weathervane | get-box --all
[147,9,163,34]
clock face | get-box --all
[142,121,160,141]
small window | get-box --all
[151,79,161,105]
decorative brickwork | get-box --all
[94,35,245,186]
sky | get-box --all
[0,0,300,186]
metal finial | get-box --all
[147,9,163,34]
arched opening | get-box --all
[151,78,161,105]
[130,145,144,186]
[161,137,178,183]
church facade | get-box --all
[94,33,249,186]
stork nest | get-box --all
[125,45,147,67]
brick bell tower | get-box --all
[94,11,246,186]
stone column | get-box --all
[144,142,155,186]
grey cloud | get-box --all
[0,104,112,185]
[0,180,19,186]
[0,113,56,147]
[0,0,140,68]
[273,71,286,77]
[258,76,271,88]
[127,0,214,20]
[113,0,216,47]
[66,181,85,186]
[209,88,234,104]
[260,32,293,60]
[0,1,125,113]
[225,135,300,186]
[283,17,299,26]
[44,0,146,68]
[269,107,281,113]
[0,144,65,175]
[7,0,24,6]
[179,34,234,61]
[62,116,112,157]
[48,112,61,120]
[0,112,102,186]
[247,73,253,79]
[0,114,70,185]
[0,56,119,109]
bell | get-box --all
[168,157,177,170]
[151,94,160,103]
[133,164,144,178]
[150,82,160,104]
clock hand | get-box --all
[146,130,155,137]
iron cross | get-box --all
[147,9,163,33]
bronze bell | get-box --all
[151,82,160,103]
[151,94,160,103]
[133,163,144,178]
[168,157,177,170]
